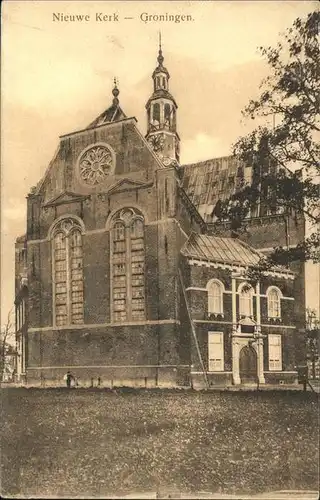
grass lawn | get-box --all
[1,388,318,498]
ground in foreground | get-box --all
[1,389,318,498]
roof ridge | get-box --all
[181,155,240,168]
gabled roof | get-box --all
[106,178,153,195]
[42,191,89,207]
[86,104,127,129]
[86,81,127,129]
[181,232,294,278]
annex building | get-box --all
[14,44,307,388]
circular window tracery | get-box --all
[78,144,114,186]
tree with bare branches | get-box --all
[0,308,16,383]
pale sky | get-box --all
[1,0,317,326]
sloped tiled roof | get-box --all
[181,233,261,267]
[179,156,251,222]
[181,233,294,278]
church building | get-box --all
[14,43,306,388]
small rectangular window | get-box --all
[268,334,282,371]
[113,289,126,300]
[131,250,144,261]
[114,310,127,322]
[114,276,126,286]
[112,253,126,264]
[131,262,144,274]
[132,277,144,286]
[132,298,145,309]
[55,261,66,272]
[132,310,145,320]
[208,332,224,371]
[55,293,67,305]
[114,299,126,311]
[55,271,67,282]
[131,239,144,251]
[56,315,68,326]
[114,263,126,276]
[56,283,67,293]
[71,282,83,292]
[113,241,126,252]
[132,287,144,299]
[55,249,66,261]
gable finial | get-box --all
[112,77,119,106]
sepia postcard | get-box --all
[1,1,319,499]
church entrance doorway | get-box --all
[239,345,257,383]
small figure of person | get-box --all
[65,370,74,389]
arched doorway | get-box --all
[239,345,257,383]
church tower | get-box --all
[146,36,180,166]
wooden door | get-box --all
[239,345,257,383]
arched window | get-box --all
[111,208,145,322]
[52,218,84,326]
[267,287,281,318]
[153,103,160,124]
[172,108,176,131]
[164,103,171,129]
[239,283,253,317]
[207,279,224,315]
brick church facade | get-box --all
[14,44,307,388]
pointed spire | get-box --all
[112,77,120,106]
[157,31,164,67]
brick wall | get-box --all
[26,322,184,386]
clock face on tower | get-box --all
[147,133,165,153]
[77,144,115,186]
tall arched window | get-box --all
[164,103,171,129]
[111,208,145,322]
[52,218,84,326]
[207,279,224,315]
[239,283,253,317]
[267,287,282,318]
[172,108,176,131]
[153,103,160,124]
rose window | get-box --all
[79,145,114,186]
